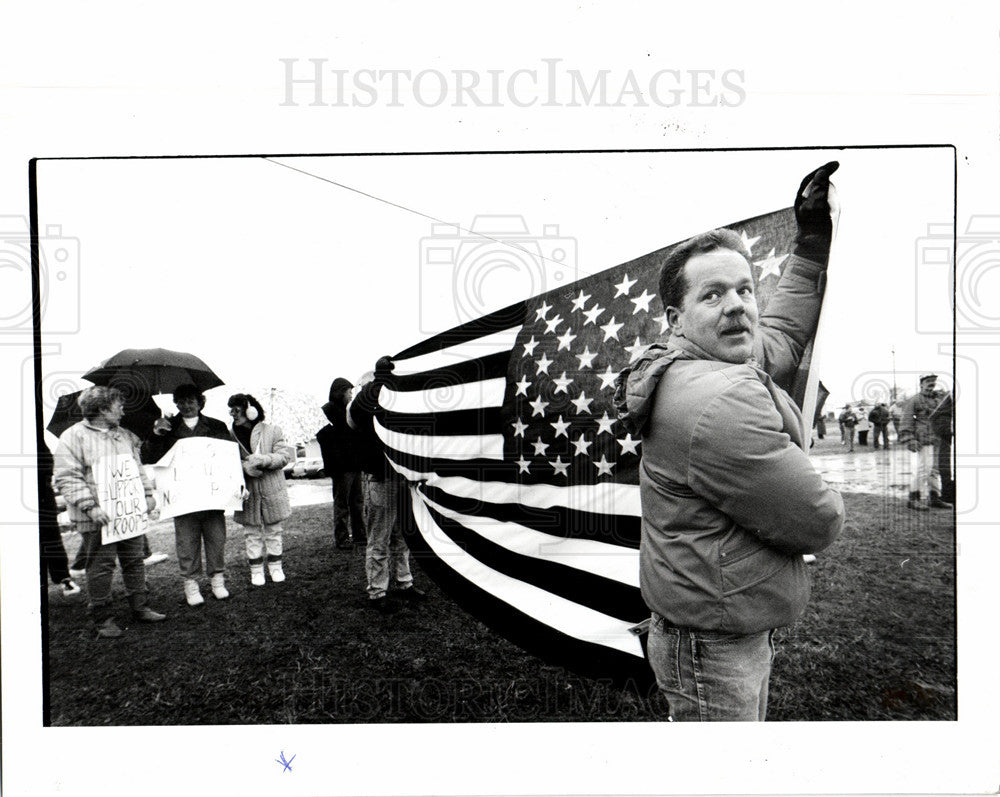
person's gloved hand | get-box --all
[793,161,840,266]
[907,439,921,453]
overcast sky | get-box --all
[33,148,953,438]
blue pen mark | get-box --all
[276,751,296,773]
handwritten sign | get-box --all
[94,454,150,544]
[151,437,245,519]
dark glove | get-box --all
[793,161,839,266]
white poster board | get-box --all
[94,453,150,544]
[151,437,246,519]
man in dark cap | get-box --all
[898,374,953,510]
[317,377,366,549]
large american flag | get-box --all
[378,207,805,684]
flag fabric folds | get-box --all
[379,207,803,684]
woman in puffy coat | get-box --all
[228,393,294,586]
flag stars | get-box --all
[575,346,598,370]
[597,366,619,390]
[600,316,624,342]
[551,372,573,393]
[754,248,788,281]
[629,289,656,314]
[528,396,549,417]
[570,392,593,415]
[570,289,591,312]
[624,339,651,363]
[511,418,528,437]
[531,436,549,457]
[739,229,762,255]
[653,313,670,335]
[549,456,570,477]
[595,412,617,436]
[614,273,638,298]
[535,353,553,376]
[534,301,552,322]
[594,455,615,477]
[544,314,564,335]
[582,304,605,326]
[550,415,571,438]
[521,336,539,357]
[556,329,577,351]
[617,433,641,456]
[515,456,531,474]
[514,375,531,397]
[571,433,593,457]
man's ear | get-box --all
[665,305,683,337]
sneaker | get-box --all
[95,617,124,638]
[133,606,167,622]
[802,554,817,564]
[210,572,229,600]
[267,561,285,583]
[184,579,205,606]
[144,552,169,567]
[250,563,266,587]
[60,578,81,597]
[69,568,86,579]
[907,498,929,512]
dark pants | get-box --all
[40,508,70,584]
[872,424,889,449]
[333,471,366,546]
[858,430,869,446]
[80,529,148,621]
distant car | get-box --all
[290,457,325,479]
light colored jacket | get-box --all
[53,420,154,530]
[232,422,293,526]
[619,339,844,632]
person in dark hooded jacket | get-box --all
[317,377,366,548]
[614,163,844,721]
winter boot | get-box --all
[210,572,230,600]
[267,558,285,583]
[184,578,205,606]
[907,491,928,511]
[928,492,953,509]
[250,560,266,587]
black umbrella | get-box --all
[47,389,163,439]
[82,348,224,395]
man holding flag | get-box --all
[615,163,845,720]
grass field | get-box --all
[44,464,956,724]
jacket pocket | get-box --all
[720,533,794,596]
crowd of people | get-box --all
[833,375,953,511]
[45,362,426,638]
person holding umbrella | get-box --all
[142,384,233,606]
[228,393,294,586]
[53,386,167,638]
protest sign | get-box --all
[151,438,245,519]
[94,453,150,544]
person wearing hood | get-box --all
[317,377,366,549]
[614,163,845,721]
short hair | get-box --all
[227,393,265,423]
[173,383,206,408]
[657,229,753,311]
[78,386,123,421]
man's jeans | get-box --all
[646,612,775,721]
[362,475,412,599]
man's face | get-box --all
[920,379,937,398]
[175,395,201,419]
[667,248,759,364]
